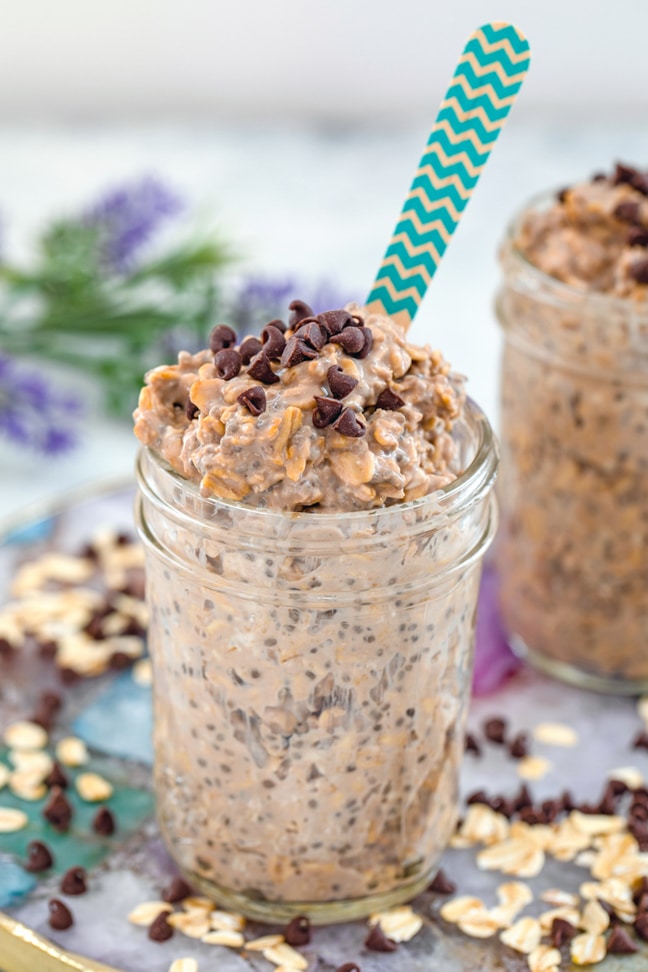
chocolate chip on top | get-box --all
[330,326,366,355]
[260,324,286,360]
[328,365,358,399]
[614,200,641,225]
[247,352,280,385]
[299,320,327,350]
[214,348,242,380]
[238,385,267,416]
[317,308,352,335]
[630,258,648,284]
[628,227,648,248]
[209,324,237,353]
[312,396,343,428]
[281,336,318,368]
[239,335,263,365]
[375,387,404,410]
[288,298,314,328]
[332,407,366,437]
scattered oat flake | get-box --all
[262,943,308,969]
[3,720,48,751]
[75,772,113,802]
[533,722,579,747]
[528,944,561,972]
[9,749,53,777]
[540,889,580,908]
[166,912,211,938]
[500,916,542,954]
[538,907,581,933]
[580,899,609,936]
[55,736,89,767]
[210,910,245,932]
[440,896,486,923]
[517,755,552,781]
[497,881,533,911]
[607,766,644,789]
[457,913,501,939]
[570,811,625,836]
[201,929,245,947]
[245,934,285,950]
[9,771,47,801]
[570,931,606,965]
[127,901,172,926]
[132,657,153,687]
[169,961,198,972]
[370,906,423,942]
[477,837,545,878]
[0,807,28,832]
[181,896,213,912]
[457,803,510,846]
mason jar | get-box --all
[135,398,497,923]
[496,193,648,694]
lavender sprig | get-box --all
[0,354,80,455]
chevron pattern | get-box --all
[367,22,530,329]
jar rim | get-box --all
[501,187,648,321]
[138,397,497,530]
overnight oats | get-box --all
[496,163,648,693]
[134,300,498,921]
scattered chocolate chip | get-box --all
[288,299,314,328]
[209,324,237,353]
[327,365,358,399]
[281,336,318,368]
[513,784,534,812]
[32,690,63,730]
[557,187,569,204]
[45,762,69,790]
[375,387,405,410]
[284,915,311,946]
[508,732,529,759]
[299,320,327,351]
[466,789,489,806]
[597,782,618,815]
[464,732,481,757]
[148,910,174,942]
[214,348,242,380]
[635,912,648,941]
[614,200,641,224]
[185,400,199,421]
[48,898,73,931]
[483,716,507,745]
[606,925,638,954]
[43,787,73,832]
[260,324,287,360]
[541,799,560,823]
[490,796,514,819]
[0,636,13,659]
[608,779,628,798]
[312,396,343,429]
[239,336,263,365]
[93,806,116,836]
[162,876,193,903]
[428,868,456,895]
[365,923,397,952]
[628,227,648,248]
[109,651,132,671]
[335,965,361,972]
[332,407,366,438]
[60,866,87,896]
[519,805,544,825]
[38,639,59,660]
[237,385,267,416]
[330,326,366,355]
[59,667,80,686]
[630,258,648,284]
[550,916,577,948]
[355,327,373,359]
[247,352,280,385]
[317,308,352,335]
[24,840,54,873]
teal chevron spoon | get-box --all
[366,21,530,329]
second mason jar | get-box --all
[135,398,497,923]
[496,194,648,693]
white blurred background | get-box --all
[1,0,647,519]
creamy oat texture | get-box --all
[497,164,648,684]
[134,304,464,511]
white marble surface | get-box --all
[1,120,648,521]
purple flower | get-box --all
[230,276,357,333]
[86,176,182,273]
[0,354,80,455]
[472,564,521,696]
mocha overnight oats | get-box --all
[496,163,648,691]
[134,300,498,921]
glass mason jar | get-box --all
[496,193,648,694]
[135,399,498,923]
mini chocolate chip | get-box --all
[519,806,544,825]
[266,317,287,334]
[284,915,311,946]
[637,892,648,913]
[598,782,618,815]
[591,171,607,182]
[464,732,481,757]
[209,324,237,353]
[490,796,514,819]
[24,840,54,873]
[281,336,318,368]
[634,877,648,904]
[317,309,352,335]
[483,716,507,745]
[466,789,489,806]
[109,651,132,671]
[38,639,59,659]
[60,866,87,896]
[365,923,397,952]
[550,917,576,947]
[628,227,648,248]
[356,326,373,359]
[238,385,267,416]
[335,965,361,972]
[148,911,174,942]
[513,784,534,811]
[300,320,327,350]
[375,387,405,410]
[635,912,648,941]
[292,315,319,333]
[239,336,263,365]
[185,400,199,420]
[327,366,358,400]
[162,876,193,903]
[606,925,638,954]
[37,690,62,716]
[428,868,456,895]
[214,348,242,380]
[288,299,314,328]
[260,325,287,360]
[508,732,529,759]
[557,186,569,203]
[332,407,366,437]
[43,787,73,832]
[614,162,642,187]
[247,352,280,385]
[630,258,648,284]
[49,898,73,931]
[0,636,13,658]
[607,779,628,797]
[330,326,366,354]
[45,762,69,790]
[541,799,560,823]
[312,396,343,428]
[93,806,116,836]
[614,200,641,224]
[632,174,648,196]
